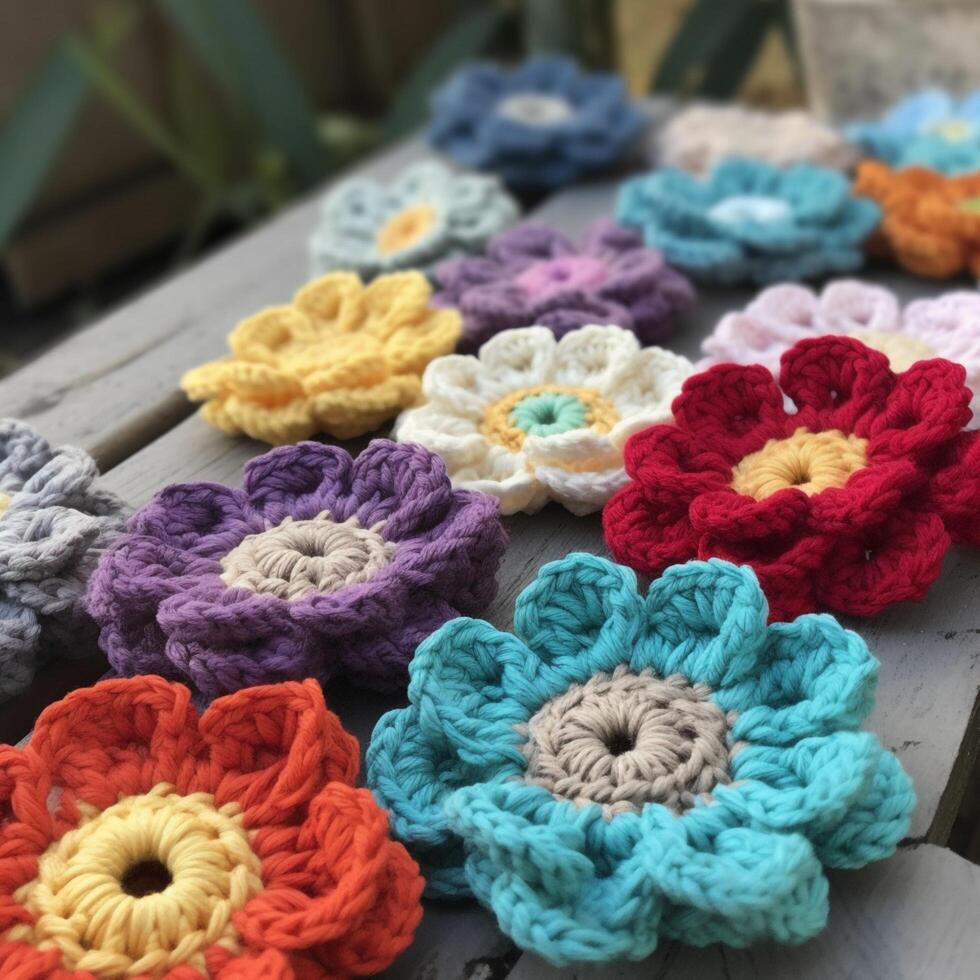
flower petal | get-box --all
[551,325,640,388]
[420,354,496,417]
[0,420,52,491]
[477,326,558,390]
[0,600,40,701]
[816,279,901,333]
[927,430,980,545]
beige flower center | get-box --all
[853,329,937,372]
[7,785,263,977]
[375,203,437,255]
[730,427,868,500]
[220,512,395,600]
[0,492,11,516]
[519,666,733,817]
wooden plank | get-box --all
[505,844,980,980]
[0,136,427,470]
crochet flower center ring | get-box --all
[9,785,262,976]
[522,665,733,816]
[376,203,437,254]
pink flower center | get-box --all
[515,256,608,299]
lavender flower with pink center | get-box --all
[433,219,695,351]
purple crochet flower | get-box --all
[434,220,695,350]
[86,440,507,697]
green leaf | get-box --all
[0,45,89,245]
[381,4,511,142]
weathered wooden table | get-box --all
[3,136,980,980]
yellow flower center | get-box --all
[852,329,936,372]
[375,203,437,255]
[7,784,263,978]
[730,427,868,500]
[482,384,619,452]
[0,492,11,516]
[929,118,973,142]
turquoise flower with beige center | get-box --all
[393,325,692,515]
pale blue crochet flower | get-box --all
[847,89,980,174]
[309,159,519,279]
[367,553,914,966]
[428,56,645,188]
[615,157,881,285]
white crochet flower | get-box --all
[394,325,692,515]
[654,104,858,176]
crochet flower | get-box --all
[428,56,645,188]
[86,439,505,697]
[604,336,980,620]
[616,157,881,285]
[367,553,914,964]
[0,419,127,703]
[433,219,694,351]
[847,88,980,173]
[655,104,857,175]
[309,159,519,280]
[0,675,424,978]
[393,325,692,515]
[702,279,980,423]
[854,160,980,279]
[181,271,461,444]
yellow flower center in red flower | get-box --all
[730,427,868,500]
[6,784,263,977]
[375,203,437,255]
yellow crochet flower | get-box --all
[182,271,461,444]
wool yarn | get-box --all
[181,270,461,444]
[847,88,980,174]
[616,157,881,285]
[86,439,506,697]
[366,553,914,965]
[654,104,857,175]
[393,324,692,516]
[0,675,424,978]
[604,335,980,621]
[433,219,694,351]
[854,160,980,279]
[309,159,519,280]
[701,279,980,423]
[0,419,128,702]
[428,56,645,188]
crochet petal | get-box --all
[0,419,53,490]
[0,506,103,582]
[17,446,99,507]
[603,346,692,427]
[552,325,640,388]
[227,306,319,360]
[478,326,558,391]
[779,164,849,222]
[927,430,980,545]
[643,559,768,688]
[308,375,422,440]
[0,742,54,891]
[392,403,490,469]
[816,279,902,332]
[622,425,731,498]
[532,460,627,516]
[203,680,359,824]
[0,600,40,702]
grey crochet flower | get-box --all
[309,159,520,280]
[0,419,129,701]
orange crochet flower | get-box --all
[0,677,423,979]
[855,160,980,278]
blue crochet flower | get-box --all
[615,157,881,285]
[367,554,914,965]
[428,56,645,188]
[847,89,980,174]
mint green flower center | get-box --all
[510,392,589,437]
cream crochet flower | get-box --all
[654,104,857,176]
[393,326,692,515]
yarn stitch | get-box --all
[393,325,692,515]
[181,271,461,444]
[847,88,980,174]
[0,675,424,977]
[654,104,857,175]
[366,553,914,964]
[428,56,644,188]
[0,419,127,703]
[309,159,519,280]
[86,439,506,696]
[604,335,980,620]
[615,157,881,285]
[854,160,980,279]
[701,279,980,423]
[433,219,694,351]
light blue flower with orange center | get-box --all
[366,553,915,965]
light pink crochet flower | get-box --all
[702,280,980,423]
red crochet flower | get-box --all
[604,336,980,619]
[0,676,423,979]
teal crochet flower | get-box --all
[615,157,881,285]
[367,554,914,965]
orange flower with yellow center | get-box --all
[181,271,461,444]
[855,160,980,278]
[0,676,424,979]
